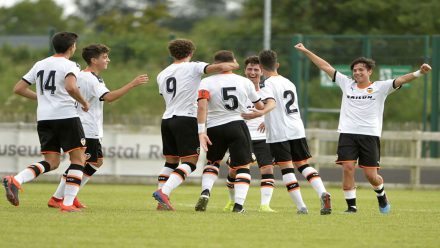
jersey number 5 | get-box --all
[283,90,298,114]
[36,70,56,95]
[222,87,238,110]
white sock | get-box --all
[200,165,220,193]
[161,163,193,196]
[234,172,251,205]
[14,162,45,185]
[283,173,306,210]
[260,187,274,206]
[63,169,83,206]
[226,178,235,201]
[157,167,175,189]
[53,176,66,199]
[372,183,385,196]
[301,166,326,197]
[344,189,356,199]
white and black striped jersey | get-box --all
[22,55,80,121]
[157,61,208,119]
[333,71,398,137]
[259,75,305,143]
[198,73,261,128]
[76,70,110,139]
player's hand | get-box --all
[257,122,266,133]
[294,43,307,52]
[420,64,432,74]
[131,74,149,87]
[81,101,90,112]
[241,108,263,120]
[199,133,212,152]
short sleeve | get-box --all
[65,62,80,78]
[259,80,275,102]
[333,71,353,91]
[95,82,110,101]
[376,79,397,96]
[191,62,209,75]
[22,64,37,85]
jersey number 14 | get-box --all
[37,70,56,95]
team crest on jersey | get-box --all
[366,87,374,94]
[81,138,86,146]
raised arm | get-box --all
[13,80,37,100]
[294,43,336,78]
[204,60,240,74]
[103,74,149,103]
[394,64,432,88]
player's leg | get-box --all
[291,138,331,215]
[359,135,390,214]
[228,121,254,213]
[59,117,87,212]
[254,140,275,212]
[271,141,307,214]
[160,117,199,197]
[336,133,359,213]
[3,120,59,206]
[223,166,235,212]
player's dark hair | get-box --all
[168,39,195,60]
[350,57,376,71]
[82,44,110,65]
[258,50,277,71]
[52,32,78,54]
[214,50,235,63]
[244,56,259,67]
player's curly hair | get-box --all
[244,56,259,67]
[350,57,376,71]
[82,44,110,65]
[214,50,235,63]
[258,50,277,71]
[168,39,195,60]
[52,32,78,54]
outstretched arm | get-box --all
[241,98,276,120]
[294,43,336,78]
[103,74,149,103]
[13,80,37,100]
[394,64,432,88]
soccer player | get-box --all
[152,39,239,210]
[223,56,276,213]
[242,50,332,215]
[195,50,264,213]
[294,42,432,214]
[47,44,149,210]
[2,32,89,212]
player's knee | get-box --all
[260,165,273,175]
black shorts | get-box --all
[207,120,253,168]
[85,138,103,164]
[161,116,199,158]
[252,139,273,167]
[270,138,311,164]
[336,133,380,168]
[37,117,86,154]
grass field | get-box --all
[0,183,439,248]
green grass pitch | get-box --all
[0,183,439,248]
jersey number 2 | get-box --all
[37,70,56,95]
[283,90,298,114]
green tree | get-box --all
[0,0,68,34]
